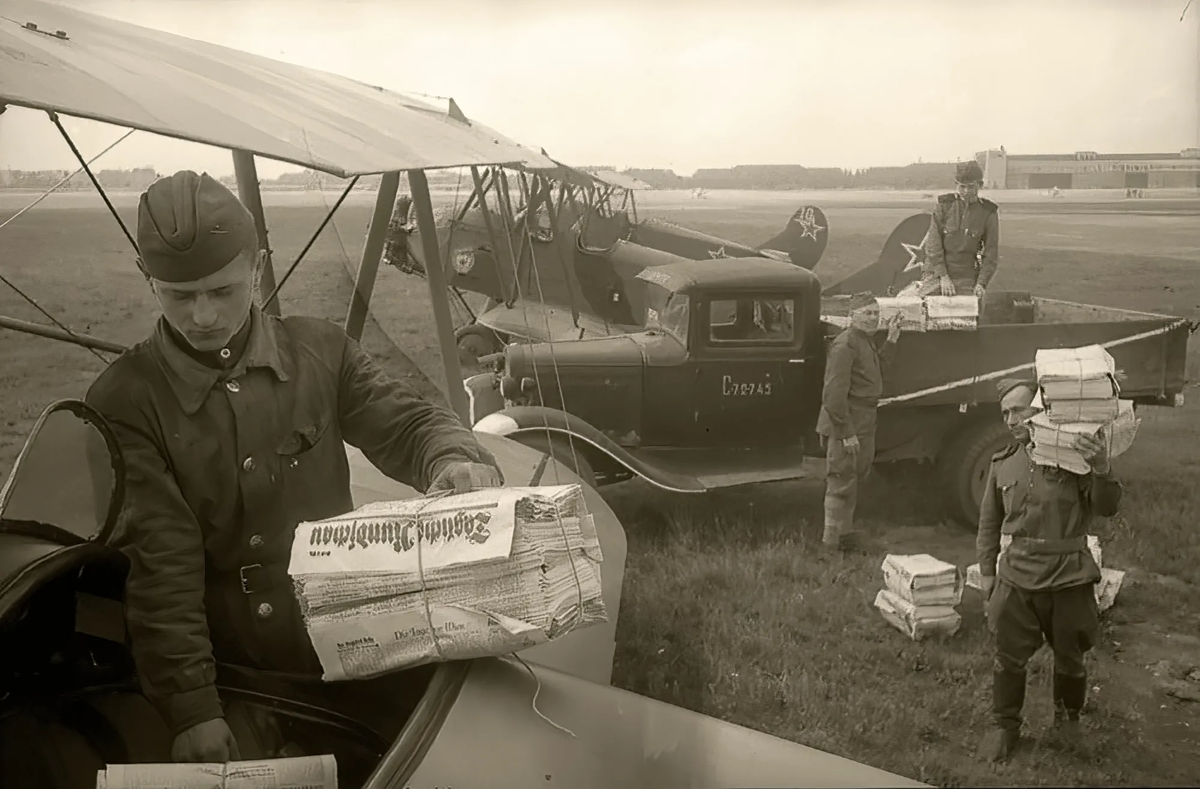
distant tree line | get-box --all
[3,161,961,192]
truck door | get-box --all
[688,292,808,448]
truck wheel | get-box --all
[937,420,1013,531]
[513,432,596,487]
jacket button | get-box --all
[242,456,255,472]
[225,379,241,393]
[257,603,273,618]
[249,534,264,549]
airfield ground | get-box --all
[1,187,1198,786]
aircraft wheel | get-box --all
[937,420,1012,531]
[513,432,596,488]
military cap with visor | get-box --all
[137,170,258,282]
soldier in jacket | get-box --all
[816,294,901,549]
[976,378,1122,761]
[86,170,503,763]
[921,160,1000,298]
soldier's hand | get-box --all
[429,460,503,494]
[981,575,996,599]
[172,718,241,763]
[842,436,860,453]
[1074,432,1110,473]
[939,276,956,297]
[973,284,987,299]
[886,313,902,343]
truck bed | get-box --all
[821,292,1193,409]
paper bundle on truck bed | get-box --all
[288,484,606,682]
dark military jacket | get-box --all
[85,308,496,735]
[816,327,898,440]
[925,193,1000,287]
[976,442,1122,592]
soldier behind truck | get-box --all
[976,378,1121,762]
[920,160,999,299]
[816,294,901,551]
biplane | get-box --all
[382,157,935,365]
[0,1,926,787]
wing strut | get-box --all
[263,176,360,307]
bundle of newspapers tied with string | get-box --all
[873,294,980,333]
[1028,345,1141,475]
[287,484,606,682]
[873,554,964,641]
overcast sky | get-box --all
[1,0,1197,178]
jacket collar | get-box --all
[153,307,291,415]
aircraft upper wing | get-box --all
[0,0,557,177]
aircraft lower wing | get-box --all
[407,656,927,788]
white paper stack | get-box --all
[288,484,606,681]
[1028,345,1137,473]
[925,295,980,331]
[1035,346,1119,405]
[875,295,928,332]
[966,533,1123,613]
[875,554,963,640]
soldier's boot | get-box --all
[1051,673,1088,752]
[979,669,1026,762]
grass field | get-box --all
[2,187,1199,786]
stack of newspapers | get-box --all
[1029,345,1138,474]
[288,484,606,682]
[966,534,1125,613]
[873,294,980,333]
[873,554,964,641]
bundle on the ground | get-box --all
[874,554,963,640]
[966,533,1124,613]
[288,484,606,682]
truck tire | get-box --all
[937,420,1014,531]
[512,431,596,487]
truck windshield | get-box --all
[652,293,690,343]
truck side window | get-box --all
[708,297,795,345]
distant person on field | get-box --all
[816,294,901,551]
[85,170,503,764]
[920,160,999,298]
[975,378,1122,762]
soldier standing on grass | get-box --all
[816,294,902,551]
[976,378,1122,762]
[920,160,1000,298]
[85,170,504,763]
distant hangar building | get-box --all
[978,147,1200,190]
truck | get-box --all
[468,256,1195,528]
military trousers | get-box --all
[821,426,876,545]
[986,579,1100,730]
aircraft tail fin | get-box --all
[822,213,931,297]
[756,205,829,270]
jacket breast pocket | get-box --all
[275,415,350,523]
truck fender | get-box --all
[473,406,707,494]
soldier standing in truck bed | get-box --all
[920,160,1000,298]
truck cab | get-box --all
[476,258,828,491]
